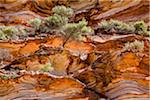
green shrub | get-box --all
[1,26,18,35]
[0,30,7,40]
[44,6,93,42]
[63,19,93,40]
[98,20,111,29]
[0,26,29,40]
[45,14,68,29]
[27,6,73,34]
[52,5,73,18]
[134,21,149,36]
[124,40,144,52]
[41,62,53,72]
[29,18,42,30]
[0,74,18,79]
[28,18,44,34]
[0,75,9,80]
[0,26,19,40]
[98,19,135,32]
[44,6,73,30]
[0,6,93,42]
[81,26,93,33]
[98,19,149,37]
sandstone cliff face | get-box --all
[0,0,149,26]
[0,0,149,100]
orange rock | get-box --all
[19,42,39,55]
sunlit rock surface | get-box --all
[0,0,149,26]
[0,73,100,100]
[0,0,149,100]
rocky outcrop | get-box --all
[0,0,149,100]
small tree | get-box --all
[45,14,68,30]
[62,18,93,46]
[28,5,93,47]
[28,5,73,35]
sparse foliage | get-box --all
[134,21,149,36]
[0,74,19,79]
[41,62,53,72]
[98,19,135,33]
[29,18,42,30]
[0,26,28,40]
[44,5,73,31]
[52,5,73,18]
[63,19,93,40]
[98,20,149,36]
[27,18,44,34]
[28,5,93,46]
[0,26,19,40]
[28,5,73,34]
[124,40,144,52]
[45,14,68,29]
[0,6,93,43]
[0,75,9,80]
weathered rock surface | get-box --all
[0,0,149,100]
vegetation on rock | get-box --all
[98,19,135,33]
[28,5,73,34]
[124,40,144,52]
[52,5,73,18]
[0,75,9,80]
[0,74,18,79]
[0,26,19,40]
[133,21,150,36]
[63,18,93,40]
[0,1,149,99]
[0,26,28,40]
[27,5,93,46]
[41,61,53,72]
[98,20,150,36]
[0,6,93,41]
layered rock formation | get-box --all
[0,0,149,100]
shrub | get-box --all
[52,5,73,18]
[27,6,73,34]
[28,18,44,34]
[0,30,7,40]
[44,6,73,30]
[98,19,150,37]
[45,14,68,29]
[0,26,19,40]
[0,6,93,42]
[134,21,149,36]
[124,40,144,52]
[0,26,28,40]
[0,75,9,80]
[41,62,53,72]
[43,6,93,43]
[29,18,42,30]
[63,19,93,40]
[98,20,111,29]
[0,74,18,79]
[98,19,135,33]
